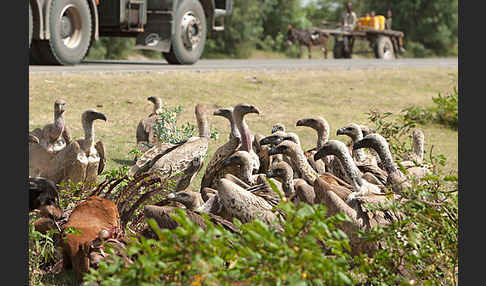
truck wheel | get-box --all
[163,0,207,65]
[29,2,33,48]
[374,36,395,59]
[42,0,92,65]
[333,41,344,59]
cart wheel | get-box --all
[374,36,395,59]
[333,40,352,59]
[333,41,344,59]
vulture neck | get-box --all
[234,113,252,152]
[53,111,65,138]
[227,114,241,141]
[287,143,318,184]
[281,173,295,197]
[333,147,364,190]
[413,134,424,162]
[350,131,366,162]
[82,118,96,150]
[315,125,329,150]
[373,141,399,175]
[196,107,209,138]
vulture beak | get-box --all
[336,128,346,136]
[266,169,276,178]
[167,193,176,199]
[260,135,282,146]
[95,111,107,122]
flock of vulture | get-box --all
[28,96,431,281]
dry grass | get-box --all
[29,67,458,190]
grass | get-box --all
[29,67,458,192]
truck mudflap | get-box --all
[134,12,172,52]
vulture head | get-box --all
[268,140,299,157]
[359,125,376,137]
[266,161,294,180]
[82,109,107,124]
[314,140,348,161]
[233,103,260,117]
[296,116,329,131]
[54,99,67,115]
[213,107,233,119]
[352,133,388,154]
[166,190,204,210]
[336,123,363,141]
[147,96,162,106]
[222,151,251,169]
[271,123,286,134]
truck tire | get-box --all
[162,0,207,65]
[374,35,395,59]
[29,2,33,48]
[41,0,92,65]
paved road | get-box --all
[29,58,457,74]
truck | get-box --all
[29,0,233,65]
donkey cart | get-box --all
[317,28,404,59]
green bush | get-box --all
[401,88,458,130]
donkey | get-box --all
[286,24,330,59]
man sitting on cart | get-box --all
[340,2,357,53]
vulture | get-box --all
[29,177,61,213]
[232,103,261,174]
[336,123,378,166]
[129,104,210,191]
[135,96,163,154]
[314,140,384,203]
[268,140,318,186]
[200,107,241,199]
[353,133,430,193]
[259,129,303,178]
[44,109,107,192]
[141,190,238,236]
[295,117,337,176]
[215,178,279,226]
[29,99,72,177]
[30,99,72,154]
[336,123,387,185]
[313,177,401,256]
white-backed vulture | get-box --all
[40,110,107,192]
[352,133,430,193]
[314,140,383,202]
[215,178,278,225]
[336,123,387,185]
[31,99,72,154]
[268,140,318,186]
[141,190,238,236]
[200,107,241,199]
[135,96,163,154]
[232,103,261,173]
[336,123,378,165]
[295,117,334,176]
[129,104,210,191]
